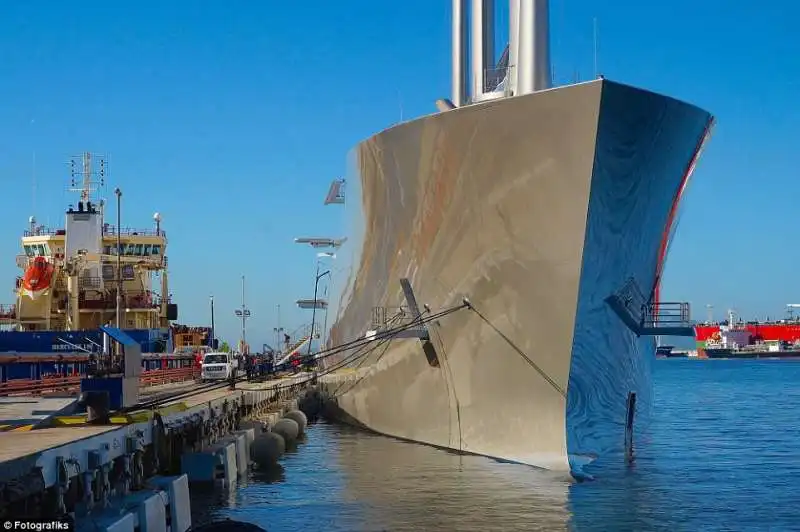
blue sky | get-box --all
[0,1,798,348]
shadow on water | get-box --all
[193,360,800,531]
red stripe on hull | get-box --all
[653,117,715,306]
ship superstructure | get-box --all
[695,306,800,357]
[0,153,176,352]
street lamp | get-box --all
[114,187,122,329]
[209,295,216,349]
[234,275,251,353]
[307,264,331,359]
[273,304,284,355]
[317,252,336,350]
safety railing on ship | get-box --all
[483,65,514,95]
[103,227,166,238]
[0,305,15,319]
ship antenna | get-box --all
[82,152,91,203]
[69,152,106,204]
[31,150,36,217]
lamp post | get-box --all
[317,252,336,350]
[209,295,216,349]
[273,304,284,355]
[307,264,331,359]
[114,187,122,329]
[234,275,251,353]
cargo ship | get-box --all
[316,0,714,474]
[696,308,800,358]
[0,153,179,361]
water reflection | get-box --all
[194,421,571,531]
[195,360,800,531]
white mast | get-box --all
[450,0,552,106]
[517,0,551,95]
[451,0,468,106]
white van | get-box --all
[201,352,236,382]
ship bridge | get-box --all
[3,153,177,333]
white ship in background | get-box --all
[308,0,714,475]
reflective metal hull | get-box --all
[320,79,712,472]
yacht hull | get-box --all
[320,79,712,472]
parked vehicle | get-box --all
[200,351,236,382]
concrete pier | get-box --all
[0,373,314,529]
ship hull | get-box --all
[705,348,800,359]
[320,79,712,473]
[0,328,171,354]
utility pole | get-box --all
[273,304,284,354]
[209,295,216,349]
[235,275,250,353]
[114,187,122,329]
[241,275,246,348]
[307,263,331,359]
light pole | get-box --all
[234,275,250,353]
[114,187,122,329]
[317,252,336,350]
[209,295,216,349]
[273,304,284,355]
[307,263,331,359]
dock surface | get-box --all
[0,379,202,431]
[0,374,309,486]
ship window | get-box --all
[143,244,152,256]
[121,264,135,280]
[36,245,46,256]
[125,244,136,255]
[135,244,143,255]
[24,245,33,257]
[151,245,161,255]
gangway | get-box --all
[276,336,312,366]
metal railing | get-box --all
[23,227,64,237]
[103,226,166,238]
[642,302,692,328]
[0,366,199,397]
[79,276,102,289]
[613,277,692,329]
[79,290,163,310]
[483,65,514,95]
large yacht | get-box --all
[313,0,714,474]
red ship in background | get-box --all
[694,305,800,357]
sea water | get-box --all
[192,359,800,531]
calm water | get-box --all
[192,360,800,531]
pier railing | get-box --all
[0,365,199,397]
